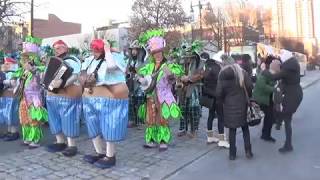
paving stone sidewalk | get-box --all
[0,109,219,180]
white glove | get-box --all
[50,79,63,89]
[3,80,17,88]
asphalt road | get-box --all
[168,82,320,180]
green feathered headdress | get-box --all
[138,29,166,46]
[191,40,204,54]
[25,36,42,45]
[69,47,80,55]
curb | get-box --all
[302,77,320,90]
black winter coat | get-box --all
[216,66,253,128]
[267,57,303,118]
[203,60,221,97]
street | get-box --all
[169,76,320,180]
[0,72,320,180]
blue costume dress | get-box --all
[82,53,129,142]
[0,71,19,130]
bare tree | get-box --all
[203,3,224,50]
[129,0,187,40]
[0,0,29,25]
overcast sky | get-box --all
[32,0,274,33]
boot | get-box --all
[218,134,230,149]
[206,130,219,144]
[229,147,236,160]
[245,145,253,159]
[279,144,293,154]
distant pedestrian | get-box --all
[216,55,253,160]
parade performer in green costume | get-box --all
[137,29,184,151]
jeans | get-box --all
[207,98,224,134]
[260,104,275,138]
[283,113,293,147]
[229,124,251,155]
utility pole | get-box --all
[199,0,203,40]
[30,0,34,36]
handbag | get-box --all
[199,94,214,108]
[243,84,264,127]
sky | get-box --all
[32,0,274,33]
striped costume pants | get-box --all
[46,96,82,138]
[82,97,129,142]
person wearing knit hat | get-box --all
[15,36,48,148]
[253,55,278,143]
[45,39,82,157]
[127,40,147,128]
[265,49,303,154]
[202,51,229,148]
[81,39,129,169]
[0,56,20,141]
[176,40,203,139]
[136,29,184,151]
[216,53,253,160]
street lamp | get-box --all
[190,0,204,40]
[30,0,34,36]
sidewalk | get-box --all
[0,70,320,180]
[0,111,214,180]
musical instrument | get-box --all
[175,53,206,105]
[126,47,148,93]
[41,57,73,93]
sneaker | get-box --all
[218,140,230,149]
[83,153,105,164]
[22,141,31,146]
[94,156,116,169]
[3,132,19,141]
[159,143,168,152]
[46,143,67,153]
[207,130,219,144]
[29,142,40,149]
[143,142,157,149]
[62,146,78,157]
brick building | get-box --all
[33,14,81,39]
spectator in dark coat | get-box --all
[266,50,303,153]
[202,52,229,148]
[216,55,253,160]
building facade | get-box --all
[33,14,81,39]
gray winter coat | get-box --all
[216,66,253,128]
